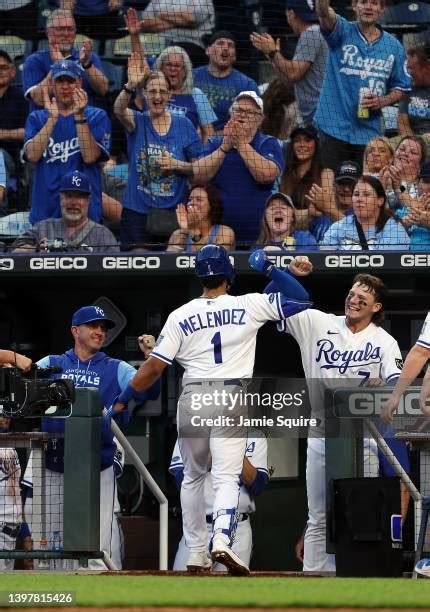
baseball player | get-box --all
[169,435,269,571]
[27,305,159,570]
[112,245,313,575]
[382,311,430,423]
[264,266,406,573]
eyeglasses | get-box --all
[51,26,76,32]
[145,88,170,96]
[231,106,262,117]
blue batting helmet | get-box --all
[195,245,235,284]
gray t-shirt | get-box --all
[11,218,119,253]
[142,0,215,48]
[293,24,328,123]
[398,87,430,134]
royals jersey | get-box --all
[152,293,309,379]
[278,310,403,427]
[417,312,430,350]
[169,436,268,515]
[0,448,22,525]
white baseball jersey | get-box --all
[169,436,269,515]
[279,310,403,424]
[0,448,22,524]
[417,312,430,349]
[152,293,290,379]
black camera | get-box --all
[0,366,75,418]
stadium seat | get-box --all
[380,2,430,38]
[104,34,164,61]
[0,36,32,60]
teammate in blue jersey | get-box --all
[314,0,411,170]
[24,60,111,226]
[22,9,108,113]
[112,245,313,575]
[33,306,160,570]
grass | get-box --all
[0,574,430,608]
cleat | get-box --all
[211,536,250,576]
[415,558,430,577]
[186,551,212,573]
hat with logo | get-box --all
[265,191,295,210]
[72,305,115,329]
[207,30,236,47]
[233,90,263,112]
[285,0,318,22]
[51,59,83,81]
[60,170,91,194]
[419,160,430,179]
[290,124,319,141]
[335,160,361,184]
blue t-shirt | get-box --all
[315,16,411,145]
[166,88,217,129]
[193,66,259,131]
[37,350,160,472]
[397,206,430,250]
[260,231,319,251]
[320,214,410,250]
[23,49,105,112]
[24,106,111,224]
[202,133,284,244]
[123,111,202,214]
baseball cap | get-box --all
[234,90,263,112]
[290,124,318,141]
[265,192,295,210]
[60,170,91,194]
[207,30,236,46]
[51,59,83,81]
[419,160,430,179]
[335,160,361,184]
[72,306,115,329]
[285,0,318,22]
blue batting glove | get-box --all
[248,250,274,276]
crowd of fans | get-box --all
[1,0,430,252]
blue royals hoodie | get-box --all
[37,350,160,473]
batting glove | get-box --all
[248,250,274,276]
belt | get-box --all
[1,523,20,538]
[206,513,248,524]
[186,379,243,388]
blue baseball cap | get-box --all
[51,59,83,81]
[72,306,115,329]
[60,170,91,194]
[285,0,318,22]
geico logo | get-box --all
[176,255,196,269]
[267,254,294,268]
[103,256,160,269]
[29,257,88,270]
[0,258,14,270]
[400,254,430,267]
[325,254,384,268]
[347,391,422,416]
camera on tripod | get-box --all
[0,366,75,418]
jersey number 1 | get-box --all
[211,332,223,364]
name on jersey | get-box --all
[340,45,394,79]
[179,309,246,336]
[45,136,81,163]
[316,339,381,374]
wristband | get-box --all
[123,84,135,95]
[220,146,229,154]
[82,60,93,70]
[268,49,279,60]
[191,233,202,243]
[118,382,135,404]
[74,118,87,124]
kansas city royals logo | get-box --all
[316,339,382,374]
[94,306,105,316]
[306,0,315,9]
[71,174,82,187]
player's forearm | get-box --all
[390,344,430,399]
[25,118,57,162]
[237,145,279,183]
[240,456,257,487]
[85,66,109,96]
[0,128,25,141]
[315,0,336,31]
[130,357,165,393]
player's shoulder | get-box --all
[370,323,397,343]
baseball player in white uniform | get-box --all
[266,271,404,573]
[169,435,269,571]
[382,311,430,423]
[112,245,313,575]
